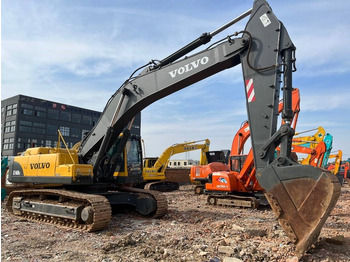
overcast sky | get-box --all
[2,0,350,161]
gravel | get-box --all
[2,184,349,262]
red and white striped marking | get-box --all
[245,78,256,103]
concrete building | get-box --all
[168,159,199,168]
[1,94,141,157]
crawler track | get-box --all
[144,181,179,192]
[6,189,111,232]
[207,194,259,209]
[117,186,168,218]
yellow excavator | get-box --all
[6,0,340,254]
[327,150,343,175]
[327,150,345,185]
[292,127,326,165]
[141,139,210,191]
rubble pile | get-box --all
[2,185,349,262]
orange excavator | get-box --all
[190,88,301,207]
[327,150,343,175]
[327,150,349,185]
[292,127,326,165]
[289,142,327,167]
[340,162,350,184]
[191,87,329,208]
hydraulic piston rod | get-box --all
[210,8,252,37]
[155,8,252,69]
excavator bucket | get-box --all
[257,164,341,254]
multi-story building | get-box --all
[1,94,141,157]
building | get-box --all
[1,94,141,157]
[168,159,199,168]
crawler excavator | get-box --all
[288,142,327,167]
[6,0,340,254]
[292,126,326,164]
[327,150,343,176]
[339,162,350,184]
[141,139,210,191]
[327,150,347,185]
[190,88,300,201]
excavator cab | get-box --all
[112,134,143,184]
[143,158,158,169]
[206,151,227,164]
[230,155,248,172]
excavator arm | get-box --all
[288,142,327,167]
[144,139,210,178]
[328,150,342,175]
[292,128,332,167]
[231,88,300,157]
[230,88,300,188]
[78,0,340,254]
[151,139,210,172]
[293,126,326,146]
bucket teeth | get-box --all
[265,192,282,218]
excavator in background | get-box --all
[5,0,341,254]
[321,133,333,166]
[327,150,348,185]
[190,88,301,203]
[289,142,327,168]
[292,127,326,165]
[327,150,343,175]
[339,162,350,184]
[292,129,334,170]
[141,139,210,191]
[293,126,326,146]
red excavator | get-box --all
[191,88,329,209]
[190,89,301,205]
[289,142,327,167]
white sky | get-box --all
[2,0,350,161]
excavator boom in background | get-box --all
[289,142,327,167]
[141,139,210,191]
[327,150,343,175]
[327,150,349,185]
[6,0,340,254]
[292,126,327,165]
[340,162,350,184]
[190,88,300,203]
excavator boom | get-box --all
[149,139,210,172]
[142,139,210,191]
[328,150,342,175]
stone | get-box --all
[223,257,243,262]
[286,256,299,262]
[208,257,221,262]
[218,246,235,255]
[245,229,267,237]
[231,224,245,231]
[325,235,345,245]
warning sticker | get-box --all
[245,78,256,103]
[260,13,271,27]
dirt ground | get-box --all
[1,184,349,262]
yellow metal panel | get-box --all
[24,147,51,155]
[56,164,93,180]
[143,168,165,180]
